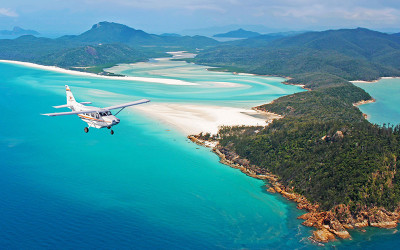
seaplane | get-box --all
[42,85,150,135]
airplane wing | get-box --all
[52,102,92,108]
[42,110,98,116]
[43,99,150,116]
[103,99,150,110]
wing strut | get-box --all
[114,107,125,116]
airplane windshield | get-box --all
[100,111,112,116]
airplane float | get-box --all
[42,85,150,135]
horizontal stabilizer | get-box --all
[104,99,150,110]
[80,102,92,105]
[42,110,99,117]
[53,104,72,109]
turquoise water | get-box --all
[354,78,400,126]
[0,59,398,249]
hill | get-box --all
[0,26,39,36]
[61,21,219,49]
[66,22,154,44]
[38,44,148,67]
[213,28,261,38]
[195,28,400,81]
[0,35,80,62]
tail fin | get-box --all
[66,85,76,105]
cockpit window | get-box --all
[99,111,112,116]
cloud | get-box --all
[268,4,400,26]
[84,0,230,12]
[184,4,226,13]
[0,8,18,17]
[342,7,399,23]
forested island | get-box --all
[191,28,400,242]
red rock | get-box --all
[313,229,336,243]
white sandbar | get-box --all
[135,103,280,135]
[0,60,198,86]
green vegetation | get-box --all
[198,28,400,212]
[69,64,124,76]
[38,44,149,67]
[195,28,400,81]
[219,122,400,210]
[0,21,219,71]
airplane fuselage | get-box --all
[70,103,120,129]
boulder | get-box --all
[312,229,336,243]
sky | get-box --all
[1,0,400,36]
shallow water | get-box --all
[354,78,400,126]
[0,58,398,249]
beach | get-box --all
[135,103,280,135]
[0,60,198,86]
[350,77,400,84]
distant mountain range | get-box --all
[213,29,261,38]
[195,28,400,81]
[182,24,280,37]
[0,26,39,36]
[1,22,400,80]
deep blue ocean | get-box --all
[1,59,400,249]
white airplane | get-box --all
[42,85,150,135]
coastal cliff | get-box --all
[189,135,400,243]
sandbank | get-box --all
[351,77,400,84]
[166,51,196,59]
[0,60,198,86]
[135,103,280,135]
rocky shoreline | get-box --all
[353,98,376,106]
[352,98,376,119]
[188,135,400,243]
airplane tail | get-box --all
[66,85,76,105]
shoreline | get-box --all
[190,135,400,244]
[353,98,376,107]
[351,76,400,84]
[0,60,198,86]
[353,98,376,119]
[135,103,280,135]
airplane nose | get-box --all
[114,118,120,124]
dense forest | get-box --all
[218,87,400,210]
